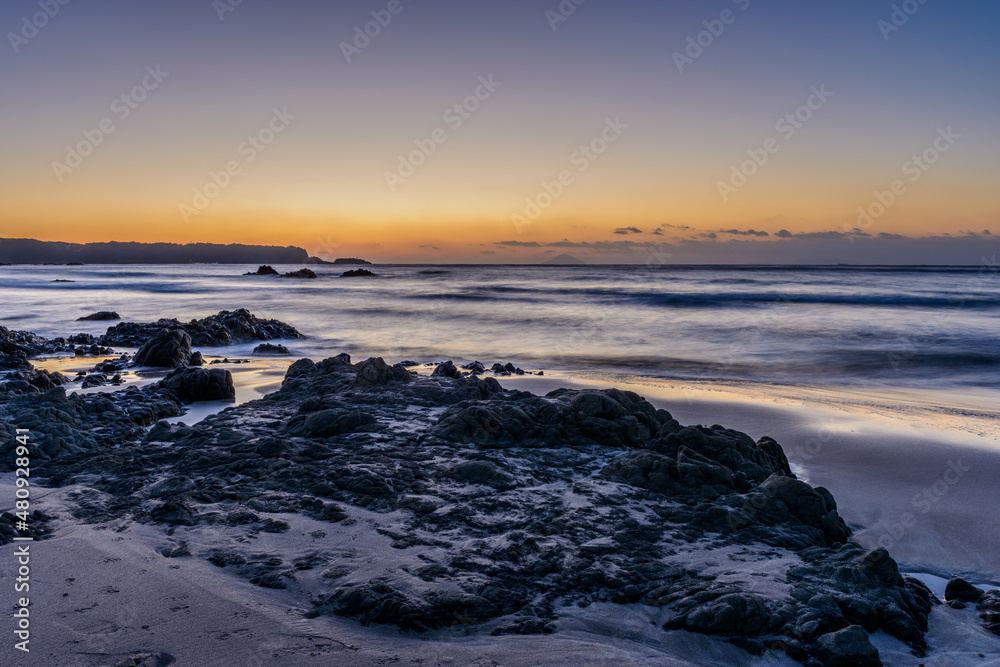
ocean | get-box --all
[2,263,998,393]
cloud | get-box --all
[722,229,769,237]
[613,227,643,235]
[480,250,496,255]
[487,230,1000,265]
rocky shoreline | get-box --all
[1,313,998,666]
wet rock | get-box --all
[101,309,302,347]
[281,268,317,279]
[945,577,984,603]
[451,460,517,490]
[814,625,881,667]
[253,343,290,356]
[979,589,1000,635]
[150,501,196,525]
[354,357,412,387]
[432,361,463,379]
[133,329,192,368]
[340,269,375,277]
[244,265,279,276]
[667,592,770,635]
[111,652,174,667]
[157,367,235,403]
[77,311,121,321]
[81,374,107,388]
[296,409,377,438]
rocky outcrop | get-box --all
[77,311,121,321]
[252,343,290,356]
[157,367,235,403]
[1,326,51,370]
[0,369,69,395]
[244,265,279,276]
[979,590,1000,635]
[945,577,984,603]
[0,386,181,472]
[132,329,193,368]
[1,320,986,666]
[340,269,375,277]
[280,269,317,279]
[100,309,302,347]
[1,355,948,664]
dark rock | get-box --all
[253,343,290,356]
[814,626,881,667]
[332,258,372,265]
[133,329,192,368]
[298,409,377,438]
[490,362,526,376]
[0,326,50,370]
[244,265,279,276]
[281,268,317,279]
[452,460,517,490]
[355,357,413,387]
[77,311,121,321]
[432,361,463,379]
[189,351,205,367]
[81,374,107,389]
[157,367,235,403]
[340,269,375,277]
[945,577,984,603]
[150,501,196,525]
[979,589,1000,635]
[111,652,175,667]
[100,309,302,347]
[668,592,770,635]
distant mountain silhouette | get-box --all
[0,239,309,264]
[545,253,586,265]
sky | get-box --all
[1,0,998,264]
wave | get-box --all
[398,285,1000,310]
